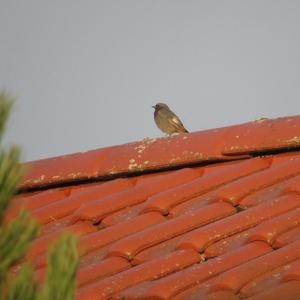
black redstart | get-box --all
[152,103,189,135]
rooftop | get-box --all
[9,115,300,299]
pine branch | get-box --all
[43,234,79,300]
[0,91,79,300]
[0,92,14,142]
[0,210,38,283]
[0,146,23,221]
[7,263,37,300]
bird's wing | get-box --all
[159,108,188,133]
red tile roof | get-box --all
[10,115,300,299]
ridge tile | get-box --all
[21,147,111,189]
[222,115,300,155]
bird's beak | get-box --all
[152,105,155,109]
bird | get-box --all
[152,103,189,135]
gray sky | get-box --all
[1,1,300,162]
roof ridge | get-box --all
[19,114,300,191]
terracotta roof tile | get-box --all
[210,241,300,293]
[10,115,300,299]
[80,245,111,267]
[73,168,201,223]
[116,242,271,300]
[101,203,146,227]
[108,202,235,260]
[247,280,300,300]
[79,212,164,254]
[238,173,300,209]
[204,231,250,258]
[142,157,271,214]
[281,259,300,282]
[274,226,300,248]
[77,249,201,300]
[214,157,300,206]
[5,188,68,221]
[205,291,240,300]
[177,289,239,300]
[239,259,300,298]
[239,264,287,298]
[21,147,111,189]
[26,221,96,259]
[77,256,131,287]
[40,215,74,235]
[178,194,300,252]
[131,235,182,265]
[247,208,300,244]
[221,115,300,155]
[32,178,134,225]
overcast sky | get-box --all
[1,1,300,162]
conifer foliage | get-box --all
[0,92,79,300]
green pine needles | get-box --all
[0,92,79,300]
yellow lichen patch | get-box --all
[169,157,180,163]
[49,215,57,221]
[67,173,81,179]
[33,175,46,184]
[128,158,151,171]
[135,144,147,154]
[228,145,249,151]
[288,136,300,145]
[108,169,118,175]
[193,152,205,159]
[254,117,269,123]
[143,137,157,145]
[128,158,138,171]
[181,151,206,160]
[134,138,157,156]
